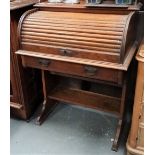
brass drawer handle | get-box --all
[84,66,97,76]
[59,49,73,56]
[38,58,51,67]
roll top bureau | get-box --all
[16,3,141,151]
[18,10,136,63]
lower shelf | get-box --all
[48,86,121,116]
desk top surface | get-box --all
[10,0,39,11]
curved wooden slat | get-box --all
[19,10,134,63]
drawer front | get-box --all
[22,44,120,63]
[21,55,122,84]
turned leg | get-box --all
[36,70,57,125]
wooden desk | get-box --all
[16,0,143,150]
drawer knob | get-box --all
[38,58,51,67]
[59,49,73,56]
[84,66,97,76]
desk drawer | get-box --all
[21,55,123,84]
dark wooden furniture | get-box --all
[126,40,144,155]
[16,0,143,150]
[10,0,43,120]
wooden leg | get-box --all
[36,99,57,125]
[111,78,127,151]
[111,119,122,151]
[36,70,58,125]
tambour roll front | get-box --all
[16,8,139,151]
[18,9,137,62]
